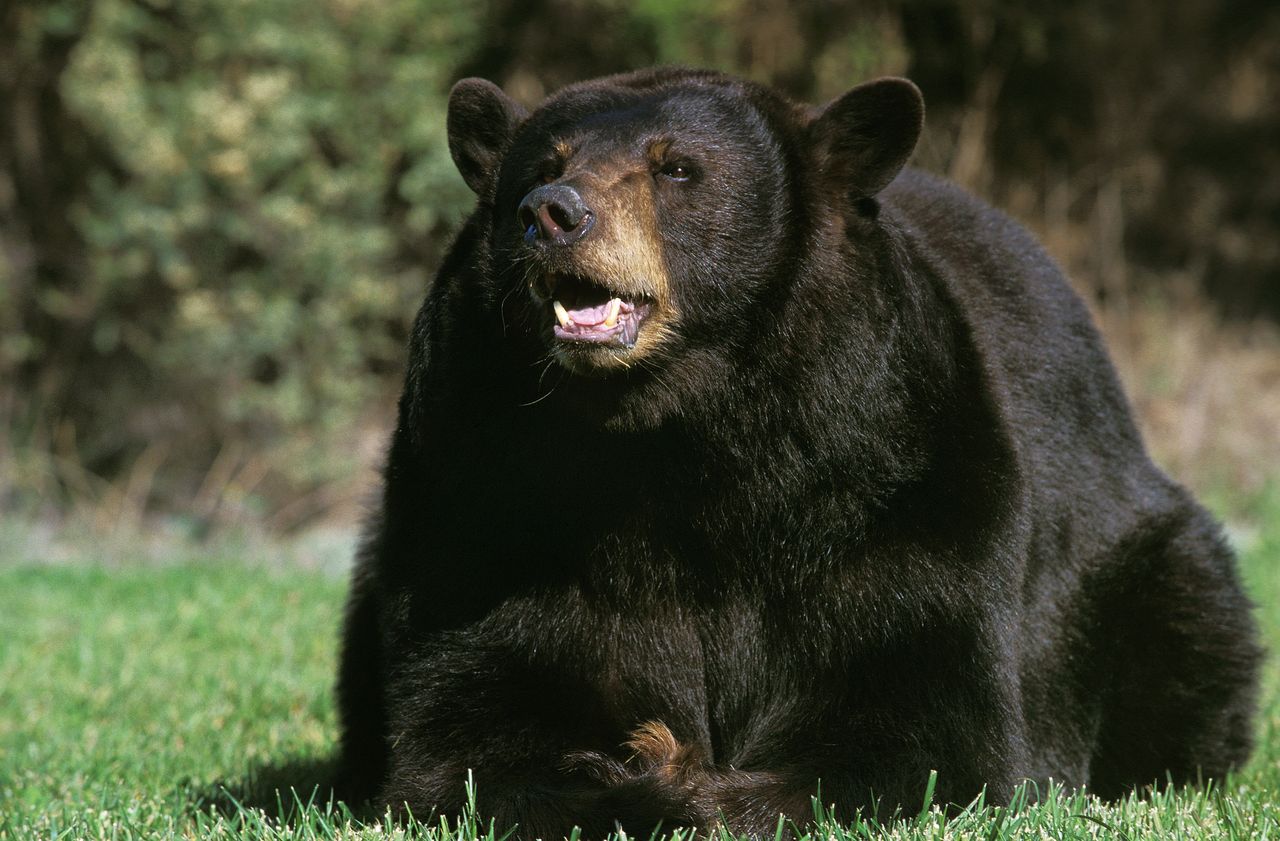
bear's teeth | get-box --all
[604,298,621,328]
[553,300,572,328]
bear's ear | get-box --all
[447,78,529,195]
[808,77,924,199]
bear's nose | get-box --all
[517,184,594,245]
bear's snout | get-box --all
[518,184,595,246]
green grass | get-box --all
[2,489,1279,840]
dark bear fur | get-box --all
[333,68,1260,839]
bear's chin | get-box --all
[550,340,641,377]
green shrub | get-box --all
[3,0,482,524]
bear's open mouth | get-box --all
[543,273,653,348]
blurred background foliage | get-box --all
[1,0,1278,536]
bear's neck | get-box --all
[393,225,987,554]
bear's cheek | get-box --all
[656,231,784,330]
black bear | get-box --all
[333,68,1260,839]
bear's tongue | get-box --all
[556,298,620,327]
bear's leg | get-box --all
[1086,507,1260,798]
[563,709,1027,840]
[372,656,1029,841]
[332,566,389,804]
[376,737,711,841]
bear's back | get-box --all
[882,169,1180,557]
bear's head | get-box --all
[447,68,923,384]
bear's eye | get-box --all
[658,163,693,182]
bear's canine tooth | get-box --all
[553,300,572,328]
[604,298,621,328]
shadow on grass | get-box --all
[197,754,381,825]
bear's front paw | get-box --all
[623,720,710,788]
[561,721,714,830]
